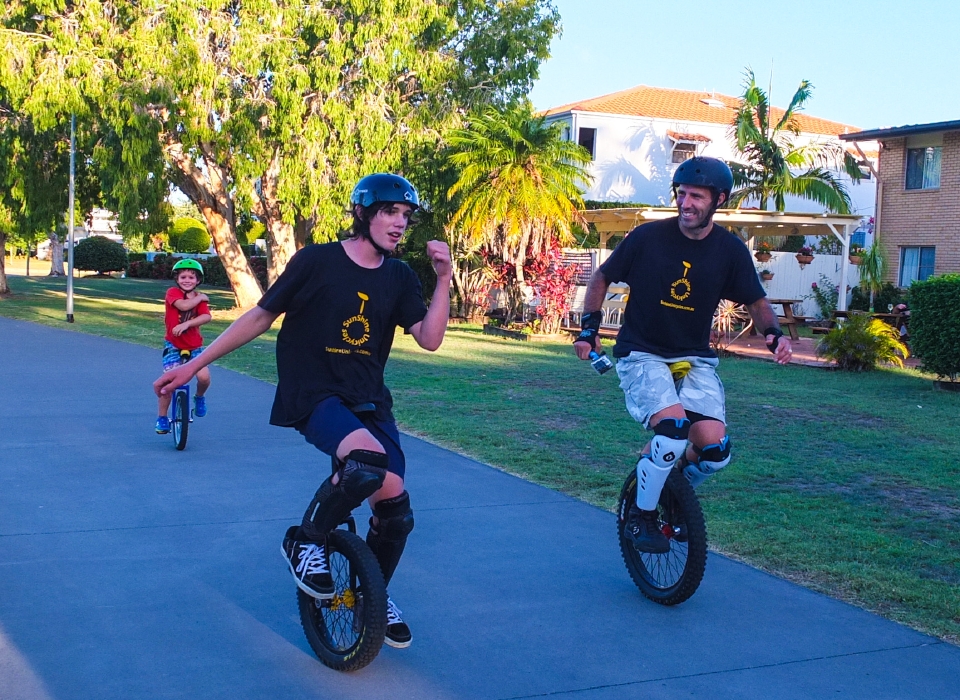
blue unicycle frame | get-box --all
[170,349,194,451]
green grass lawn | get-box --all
[2,273,958,642]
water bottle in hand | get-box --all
[589,350,613,375]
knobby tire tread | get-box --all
[173,390,189,451]
[617,469,707,606]
[298,528,387,672]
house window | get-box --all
[905,146,941,190]
[578,127,596,160]
[671,142,697,164]
[899,246,935,286]
[857,161,872,180]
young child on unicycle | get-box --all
[156,259,212,434]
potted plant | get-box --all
[754,240,773,263]
[848,243,865,265]
[795,245,815,268]
[759,269,774,281]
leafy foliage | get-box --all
[446,102,591,311]
[815,313,909,371]
[849,282,904,313]
[909,273,960,381]
[168,217,207,252]
[805,274,839,319]
[176,228,212,254]
[857,240,886,311]
[727,69,861,213]
[73,236,127,274]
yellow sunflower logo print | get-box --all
[342,292,371,346]
[670,261,693,302]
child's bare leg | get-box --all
[158,393,172,417]
[195,366,211,397]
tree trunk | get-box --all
[47,231,65,276]
[255,150,297,288]
[294,211,316,250]
[164,138,263,308]
[0,231,9,294]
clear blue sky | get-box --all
[529,0,959,130]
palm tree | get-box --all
[857,240,886,312]
[446,103,591,290]
[727,70,863,213]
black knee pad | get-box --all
[339,449,388,501]
[653,417,691,441]
[301,450,388,539]
[366,491,414,585]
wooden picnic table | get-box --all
[749,298,801,341]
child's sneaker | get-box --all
[194,395,207,418]
[281,526,334,599]
[384,597,412,648]
[155,416,170,434]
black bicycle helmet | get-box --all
[672,157,734,201]
[350,173,420,210]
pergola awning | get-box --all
[580,207,864,310]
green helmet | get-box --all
[172,258,204,282]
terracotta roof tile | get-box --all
[543,85,859,137]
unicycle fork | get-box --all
[170,349,193,451]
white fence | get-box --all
[564,251,859,321]
[754,252,859,318]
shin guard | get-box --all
[300,450,388,539]
[636,418,690,511]
[366,491,414,586]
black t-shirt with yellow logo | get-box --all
[257,242,428,426]
[599,218,764,358]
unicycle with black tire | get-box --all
[170,349,193,451]
[296,514,388,671]
[616,458,708,606]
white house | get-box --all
[543,84,878,223]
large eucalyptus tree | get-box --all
[1,1,559,306]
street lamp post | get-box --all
[66,114,75,323]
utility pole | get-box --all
[66,114,75,323]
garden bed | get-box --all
[482,324,568,342]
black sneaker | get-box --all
[624,505,671,554]
[281,526,334,599]
[384,597,412,649]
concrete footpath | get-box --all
[0,316,957,700]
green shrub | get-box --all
[127,252,148,263]
[815,313,909,371]
[177,227,212,254]
[850,282,904,312]
[169,217,207,251]
[73,236,128,274]
[909,273,960,380]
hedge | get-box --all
[909,273,960,380]
[177,227,212,253]
[169,217,207,251]
[74,236,128,274]
[127,255,268,291]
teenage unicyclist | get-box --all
[574,157,792,562]
[154,174,452,653]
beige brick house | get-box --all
[841,120,960,286]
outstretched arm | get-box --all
[409,240,453,352]
[573,269,610,360]
[746,297,793,365]
[154,305,280,395]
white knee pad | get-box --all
[648,433,688,470]
[683,437,731,489]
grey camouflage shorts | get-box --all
[615,351,725,429]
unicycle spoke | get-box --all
[298,529,387,671]
[617,469,707,606]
